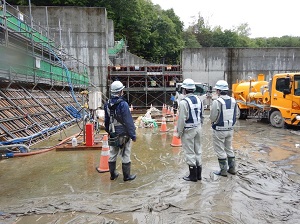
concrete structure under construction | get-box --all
[17,5,180,108]
[18,6,109,94]
[0,3,181,149]
[2,2,300,150]
[0,3,91,147]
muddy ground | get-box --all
[0,114,300,224]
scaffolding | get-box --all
[0,1,89,148]
[108,65,183,108]
[0,1,89,89]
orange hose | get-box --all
[12,132,80,157]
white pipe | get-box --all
[0,144,30,152]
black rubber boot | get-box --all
[108,162,119,180]
[197,166,202,180]
[183,166,197,182]
[213,159,228,177]
[122,162,136,181]
[227,157,236,175]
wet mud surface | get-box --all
[0,115,300,223]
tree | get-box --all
[183,28,201,48]
[234,23,251,37]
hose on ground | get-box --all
[3,132,80,158]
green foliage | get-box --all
[183,29,201,48]
[9,0,89,6]
[186,14,300,48]
[252,36,300,47]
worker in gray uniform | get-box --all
[177,78,204,182]
[210,80,237,177]
[104,81,137,181]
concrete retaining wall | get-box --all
[19,6,110,94]
[182,48,300,88]
[114,51,154,66]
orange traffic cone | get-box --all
[162,104,167,114]
[160,116,168,132]
[170,125,182,147]
[170,107,174,116]
[167,106,171,114]
[96,134,110,173]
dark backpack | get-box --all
[107,98,123,147]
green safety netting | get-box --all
[108,38,125,55]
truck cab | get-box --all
[233,73,300,128]
[175,82,211,109]
[269,73,300,127]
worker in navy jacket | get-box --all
[104,81,136,181]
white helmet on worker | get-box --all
[214,80,229,91]
[111,81,125,93]
[181,78,196,90]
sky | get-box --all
[151,0,300,38]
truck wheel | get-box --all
[236,106,241,119]
[240,109,247,119]
[236,106,247,119]
[270,111,285,128]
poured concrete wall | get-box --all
[19,6,110,94]
[115,51,153,66]
[182,48,227,88]
[182,48,300,88]
[107,20,114,48]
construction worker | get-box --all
[177,78,204,182]
[104,81,137,181]
[175,85,184,113]
[210,80,237,177]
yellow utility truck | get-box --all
[232,73,300,128]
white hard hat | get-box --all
[214,80,229,91]
[181,78,196,90]
[111,81,125,93]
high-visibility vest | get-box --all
[212,97,236,131]
[183,95,202,128]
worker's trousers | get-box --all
[108,136,131,164]
[212,129,235,159]
[181,126,202,167]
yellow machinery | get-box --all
[232,73,300,128]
